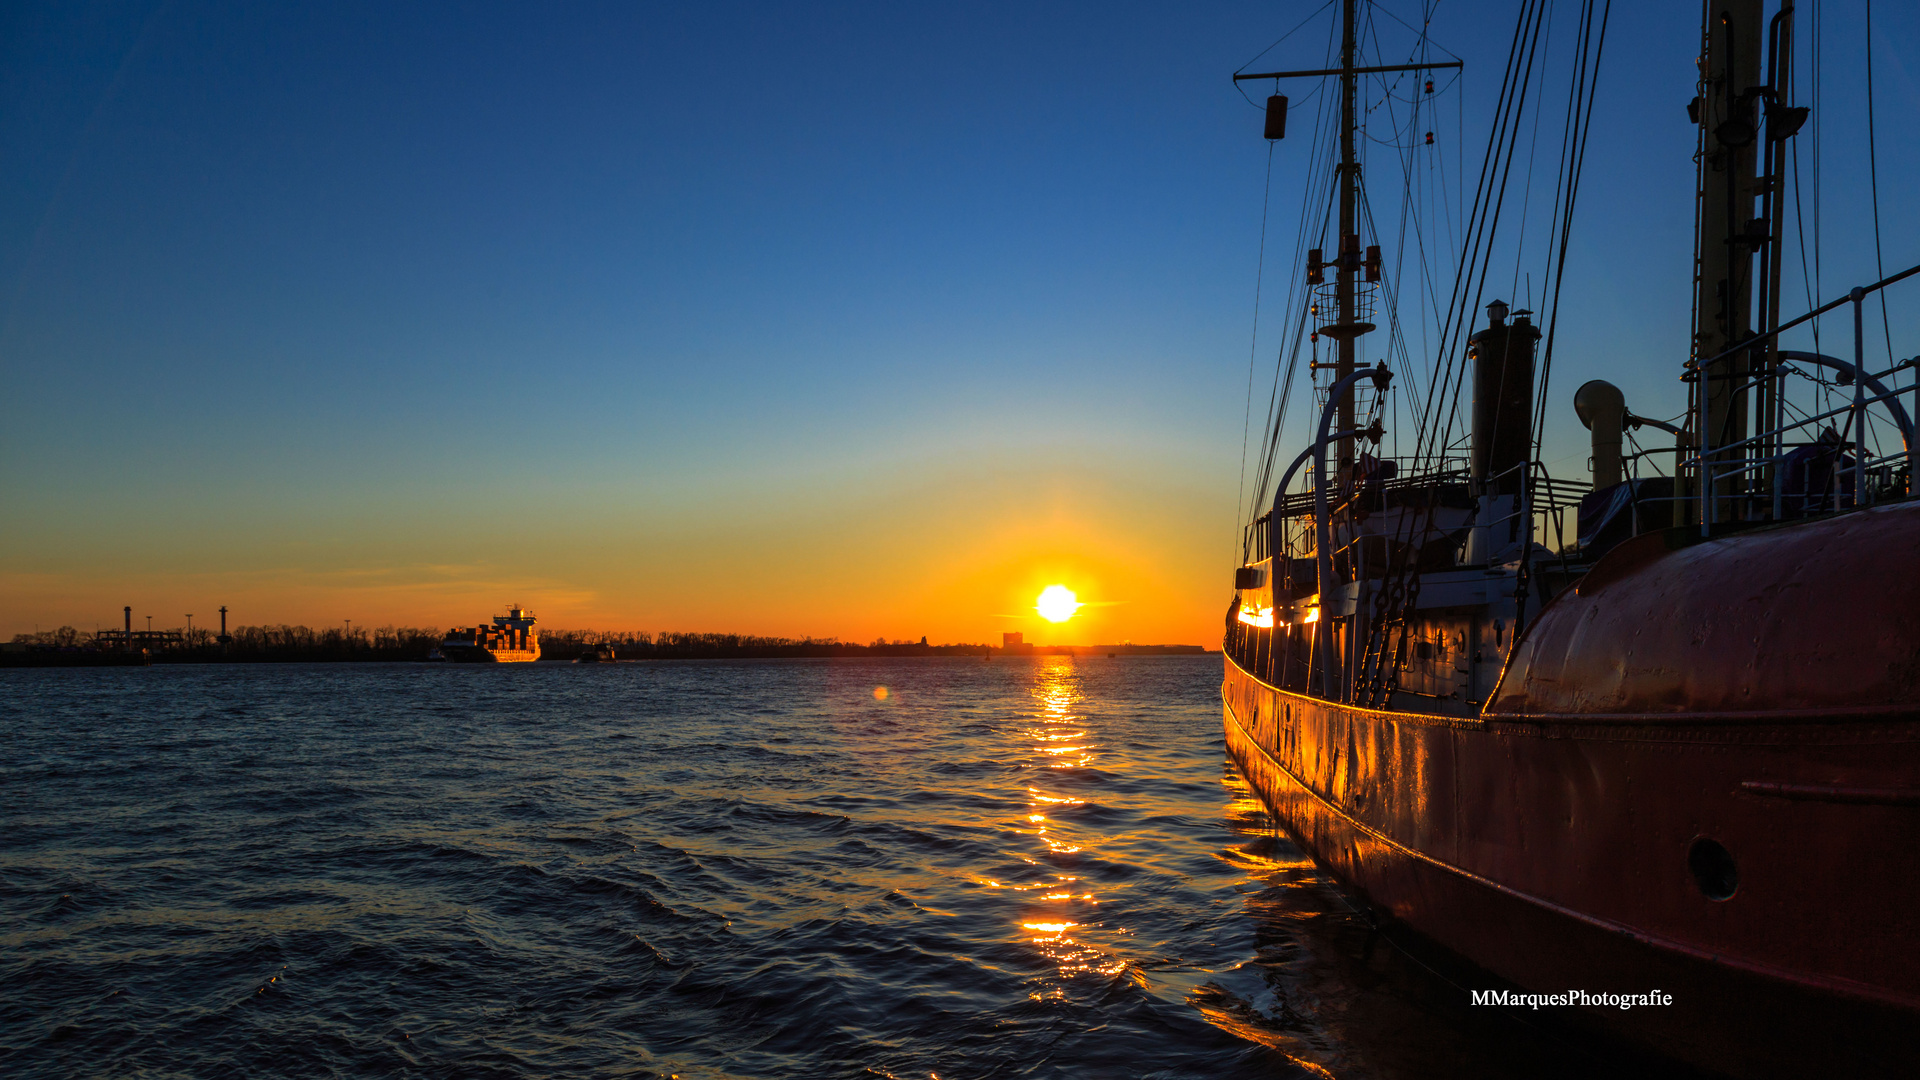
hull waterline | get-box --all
[1222,652,1920,1077]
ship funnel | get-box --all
[1465,303,1540,565]
[1574,380,1627,489]
[1468,302,1539,497]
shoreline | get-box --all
[3,643,1215,667]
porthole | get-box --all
[1688,836,1738,901]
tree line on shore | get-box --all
[8,625,990,661]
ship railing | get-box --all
[1249,455,1603,571]
[1688,262,1920,532]
[1270,456,1472,510]
[1469,461,1592,560]
[1253,460,1590,580]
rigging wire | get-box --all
[1415,0,1553,471]
[1233,1,1338,108]
[1531,0,1613,498]
[1359,3,1449,424]
[1368,0,1463,62]
[1415,0,1536,458]
[1506,0,1558,306]
[1864,0,1893,367]
[1438,0,1552,461]
[1254,14,1351,507]
[1247,14,1348,521]
[1242,0,1470,531]
[1811,0,1823,356]
[1236,141,1280,560]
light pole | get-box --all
[186,614,193,638]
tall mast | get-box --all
[1336,0,1358,472]
[1690,0,1764,524]
[1235,6,1458,472]
[1758,0,1795,514]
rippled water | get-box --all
[3,657,1677,1079]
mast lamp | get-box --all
[1307,249,1325,284]
[1766,103,1809,141]
[1264,95,1288,140]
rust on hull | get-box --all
[1222,650,1920,1075]
[1491,502,1920,717]
[1214,1,1920,1069]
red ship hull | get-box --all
[1223,505,1920,1076]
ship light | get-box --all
[1237,605,1275,628]
[1303,607,1321,624]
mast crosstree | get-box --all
[1235,0,1459,471]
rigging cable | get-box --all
[1233,1,1338,107]
[1811,0,1822,355]
[1864,0,1892,367]
[1435,0,1553,463]
[1237,140,1280,559]
[1533,0,1608,447]
[1505,0,1558,305]
[1248,15,1348,520]
[1358,8,1446,424]
[1414,0,1541,459]
[1415,0,1552,471]
[1529,0,1612,560]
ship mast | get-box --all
[1336,0,1359,472]
[1690,0,1767,524]
[1236,3,1456,474]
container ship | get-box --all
[441,606,541,663]
[1222,1,1917,1074]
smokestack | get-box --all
[124,606,132,649]
[1468,301,1540,496]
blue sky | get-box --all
[3,1,1915,641]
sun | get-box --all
[1035,585,1082,623]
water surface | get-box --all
[2,656,1673,1078]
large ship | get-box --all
[442,606,541,663]
[1222,2,1917,1074]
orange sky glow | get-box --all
[3,454,1231,647]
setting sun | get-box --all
[1035,585,1082,623]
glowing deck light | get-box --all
[1237,606,1275,628]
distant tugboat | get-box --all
[575,642,616,663]
[441,606,540,663]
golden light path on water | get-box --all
[1013,660,1126,988]
[7,655,1698,1078]
[990,660,1359,1077]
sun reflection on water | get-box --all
[1012,658,1128,981]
